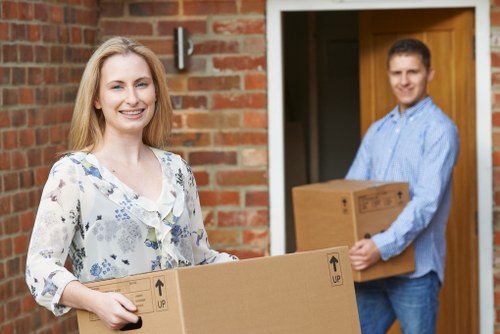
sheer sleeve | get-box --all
[25,157,80,316]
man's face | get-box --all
[387,53,434,113]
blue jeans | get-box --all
[354,272,440,334]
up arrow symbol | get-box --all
[330,255,339,272]
[155,279,165,296]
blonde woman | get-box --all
[26,36,237,330]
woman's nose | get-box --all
[125,87,139,105]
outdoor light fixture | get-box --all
[174,27,194,71]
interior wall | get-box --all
[283,11,361,252]
[316,11,360,181]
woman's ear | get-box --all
[94,98,101,110]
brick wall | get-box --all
[0,0,98,333]
[99,0,269,259]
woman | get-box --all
[25,36,237,329]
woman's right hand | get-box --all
[60,280,139,330]
[91,291,140,330]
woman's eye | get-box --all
[137,82,148,88]
[111,85,122,90]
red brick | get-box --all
[214,131,267,145]
[0,238,13,258]
[172,113,183,128]
[189,151,237,166]
[213,56,266,71]
[171,95,207,110]
[240,0,265,14]
[495,190,500,206]
[193,170,209,186]
[0,152,11,170]
[169,132,211,147]
[243,37,265,53]
[244,73,266,90]
[35,45,50,63]
[13,192,30,212]
[34,166,49,186]
[199,190,240,206]
[3,44,18,63]
[2,131,17,150]
[3,172,19,192]
[19,45,33,64]
[495,152,500,166]
[18,2,34,21]
[242,148,267,166]
[492,9,500,26]
[19,88,34,105]
[13,235,28,255]
[50,5,63,24]
[41,25,57,43]
[213,19,265,34]
[0,22,9,40]
[21,295,37,313]
[183,1,237,15]
[27,148,43,166]
[206,229,240,245]
[216,170,267,186]
[245,191,269,206]
[2,1,18,19]
[6,300,20,319]
[194,40,239,55]
[34,3,49,21]
[101,21,153,36]
[243,229,269,247]
[138,38,173,55]
[19,211,35,232]
[495,112,500,127]
[130,2,178,16]
[186,112,240,129]
[494,94,500,109]
[188,75,240,91]
[212,93,266,109]
[101,3,125,17]
[218,210,268,227]
[167,76,187,92]
[243,111,267,128]
[158,20,207,36]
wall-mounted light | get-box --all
[174,27,194,71]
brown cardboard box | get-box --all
[292,179,415,282]
[77,246,361,334]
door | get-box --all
[359,9,477,334]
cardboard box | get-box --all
[292,179,414,282]
[77,246,361,334]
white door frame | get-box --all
[266,0,493,333]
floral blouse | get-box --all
[25,148,237,316]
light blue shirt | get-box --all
[346,96,459,283]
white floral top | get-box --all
[25,148,237,316]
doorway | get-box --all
[280,7,480,334]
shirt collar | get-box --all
[389,95,433,122]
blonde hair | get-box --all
[69,36,173,151]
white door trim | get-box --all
[266,0,493,333]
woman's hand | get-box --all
[60,280,139,330]
[91,291,139,330]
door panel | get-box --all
[359,9,477,334]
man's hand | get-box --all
[349,239,381,271]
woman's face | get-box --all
[94,52,156,137]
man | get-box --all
[346,39,459,334]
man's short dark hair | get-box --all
[387,39,431,70]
